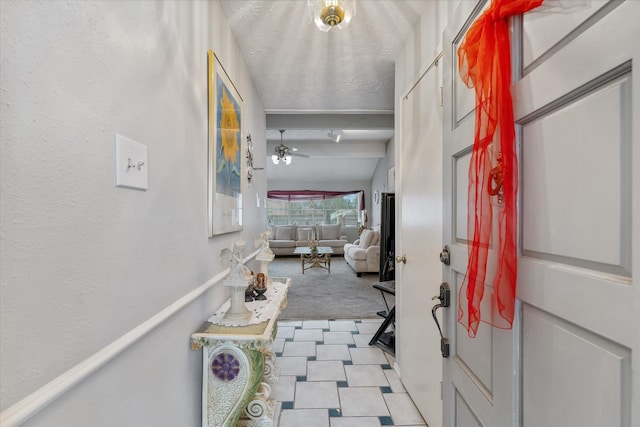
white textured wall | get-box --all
[370,138,394,228]
[0,1,266,425]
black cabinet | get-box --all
[379,192,395,282]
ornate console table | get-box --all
[191,277,290,427]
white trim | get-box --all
[264,109,394,114]
[0,250,259,427]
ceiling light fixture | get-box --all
[308,0,356,32]
[328,129,341,143]
[272,130,293,165]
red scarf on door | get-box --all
[457,0,543,337]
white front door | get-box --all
[442,1,639,426]
[396,53,444,425]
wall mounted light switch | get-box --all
[115,134,148,190]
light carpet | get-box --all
[268,256,390,320]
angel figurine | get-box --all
[221,240,252,282]
[219,240,253,325]
[255,230,275,261]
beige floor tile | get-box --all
[330,416,381,427]
[278,356,307,376]
[356,321,383,334]
[316,344,352,361]
[383,393,426,425]
[307,360,346,381]
[385,352,396,366]
[278,320,303,327]
[323,331,355,345]
[279,409,329,427]
[270,375,296,402]
[344,365,389,387]
[383,369,406,393]
[283,341,317,357]
[338,387,390,417]
[303,320,330,329]
[329,320,358,331]
[276,326,296,339]
[273,338,285,353]
[353,333,375,348]
[349,347,389,365]
[295,381,340,409]
[294,328,325,342]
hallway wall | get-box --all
[370,138,394,229]
[0,1,266,425]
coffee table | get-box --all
[293,246,333,274]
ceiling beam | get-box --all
[266,141,386,158]
[266,113,394,130]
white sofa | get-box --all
[268,224,348,256]
[343,229,380,276]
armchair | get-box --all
[343,229,380,276]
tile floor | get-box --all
[272,319,427,427]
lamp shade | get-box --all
[272,155,279,165]
[308,0,356,32]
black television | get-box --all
[379,192,395,282]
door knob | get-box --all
[396,255,406,264]
[439,245,450,266]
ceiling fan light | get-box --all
[272,154,280,165]
[308,0,356,32]
[284,155,292,165]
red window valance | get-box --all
[267,190,365,210]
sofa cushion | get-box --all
[297,227,314,241]
[319,239,346,247]
[316,224,341,240]
[346,246,367,261]
[274,225,295,240]
[269,239,296,248]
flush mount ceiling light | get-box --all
[308,0,356,32]
[272,129,293,165]
[328,129,341,143]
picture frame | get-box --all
[208,50,244,236]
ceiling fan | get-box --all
[272,129,310,165]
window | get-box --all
[267,193,361,226]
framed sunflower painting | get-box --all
[208,50,243,236]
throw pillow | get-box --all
[371,230,380,246]
[318,224,341,240]
[297,227,313,241]
[359,229,374,248]
[275,225,294,240]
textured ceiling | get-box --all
[219,0,430,183]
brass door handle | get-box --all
[396,255,406,264]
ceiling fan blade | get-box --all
[290,152,311,158]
